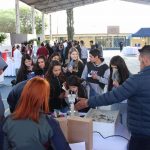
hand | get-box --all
[91,73,98,80]
[58,92,65,99]
[113,80,119,88]
[62,67,67,73]
[75,98,88,110]
[0,69,3,75]
[68,66,73,73]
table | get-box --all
[93,123,130,150]
[4,57,16,76]
[0,73,4,82]
[69,123,129,150]
[122,46,140,55]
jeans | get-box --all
[129,134,150,150]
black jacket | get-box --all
[7,80,27,113]
[49,76,67,111]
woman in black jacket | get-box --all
[16,54,34,84]
[34,55,48,77]
[45,60,68,112]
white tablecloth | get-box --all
[93,123,130,150]
[122,46,140,55]
[0,73,4,82]
[70,123,129,150]
[4,57,16,76]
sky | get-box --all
[0,0,150,34]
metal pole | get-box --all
[31,5,36,35]
[42,12,45,41]
[49,14,52,41]
[15,0,20,34]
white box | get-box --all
[85,109,119,137]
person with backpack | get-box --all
[3,77,71,150]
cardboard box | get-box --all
[56,116,93,150]
[85,109,119,137]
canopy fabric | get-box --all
[20,0,150,13]
[132,28,150,37]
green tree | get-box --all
[0,10,16,33]
[0,33,7,44]
[0,7,47,34]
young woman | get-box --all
[45,60,68,112]
[16,54,34,84]
[34,55,48,76]
[63,47,84,78]
[108,55,130,127]
[65,75,90,112]
[48,52,62,63]
[3,77,71,150]
[108,55,130,91]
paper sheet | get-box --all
[69,142,86,150]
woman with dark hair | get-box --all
[48,52,62,63]
[34,55,48,76]
[3,77,71,150]
[45,43,54,58]
[65,75,90,112]
[108,55,130,127]
[108,55,130,91]
[16,54,34,84]
[45,60,68,112]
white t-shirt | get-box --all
[14,49,22,69]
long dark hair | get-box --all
[66,75,84,88]
[35,55,48,69]
[45,60,65,83]
[20,54,32,71]
[108,55,129,91]
[48,52,62,63]
[16,54,33,83]
[66,75,87,98]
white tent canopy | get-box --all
[20,0,150,13]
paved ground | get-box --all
[0,50,140,115]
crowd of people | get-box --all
[1,39,149,150]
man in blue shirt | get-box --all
[75,45,150,150]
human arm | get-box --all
[7,81,27,113]
[75,76,138,110]
[76,61,84,77]
[47,116,71,150]
[0,69,3,75]
[97,68,110,85]
[0,93,4,118]
[92,68,110,85]
[81,65,88,79]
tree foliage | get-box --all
[0,7,47,34]
[0,10,16,33]
[0,33,7,44]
